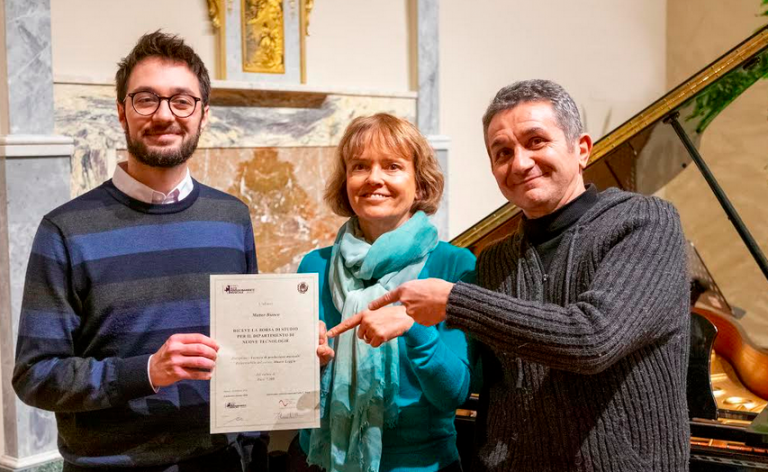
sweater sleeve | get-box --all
[12,218,155,412]
[244,216,258,274]
[402,246,477,411]
[446,198,688,375]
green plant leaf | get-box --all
[685,55,768,133]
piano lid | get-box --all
[452,24,768,252]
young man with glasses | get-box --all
[13,32,265,471]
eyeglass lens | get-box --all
[131,92,198,118]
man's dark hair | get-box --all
[482,79,583,145]
[115,31,211,107]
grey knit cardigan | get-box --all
[447,188,690,471]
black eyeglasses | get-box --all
[125,91,201,118]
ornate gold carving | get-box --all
[304,0,314,36]
[242,0,286,74]
[299,0,311,83]
[207,0,222,29]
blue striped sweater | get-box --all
[12,179,257,468]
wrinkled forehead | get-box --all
[486,101,563,142]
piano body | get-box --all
[452,26,768,471]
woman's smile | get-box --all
[346,148,418,241]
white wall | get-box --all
[51,0,217,82]
[50,0,666,238]
[50,0,411,91]
[441,0,667,236]
[305,0,411,91]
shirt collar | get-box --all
[113,161,194,205]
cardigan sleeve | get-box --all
[446,198,689,375]
[12,218,155,412]
[402,245,477,411]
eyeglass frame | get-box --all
[124,91,202,118]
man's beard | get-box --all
[125,121,202,168]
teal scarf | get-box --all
[307,211,438,472]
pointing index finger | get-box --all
[368,288,401,311]
[327,313,363,338]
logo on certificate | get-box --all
[297,282,309,294]
[224,284,255,295]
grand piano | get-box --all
[452,25,768,471]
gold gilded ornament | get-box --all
[207,0,222,29]
[304,0,314,36]
[242,0,285,74]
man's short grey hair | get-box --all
[482,79,583,145]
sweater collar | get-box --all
[522,184,598,246]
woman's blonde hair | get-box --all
[324,113,444,217]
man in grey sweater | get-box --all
[361,80,690,471]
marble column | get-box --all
[0,1,71,471]
[3,0,55,135]
[0,138,71,472]
[428,135,450,238]
[416,0,451,239]
[417,0,439,136]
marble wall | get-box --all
[4,0,54,135]
[117,146,347,274]
[55,82,419,273]
[0,155,8,460]
[190,147,345,273]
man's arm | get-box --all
[446,199,689,375]
[244,217,258,275]
[13,219,217,412]
[12,219,154,411]
[372,199,688,375]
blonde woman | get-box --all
[292,113,475,472]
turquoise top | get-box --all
[299,241,476,472]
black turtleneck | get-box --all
[522,184,599,273]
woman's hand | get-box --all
[327,305,415,348]
[317,321,334,366]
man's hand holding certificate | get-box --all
[210,274,320,433]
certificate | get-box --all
[210,273,320,433]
